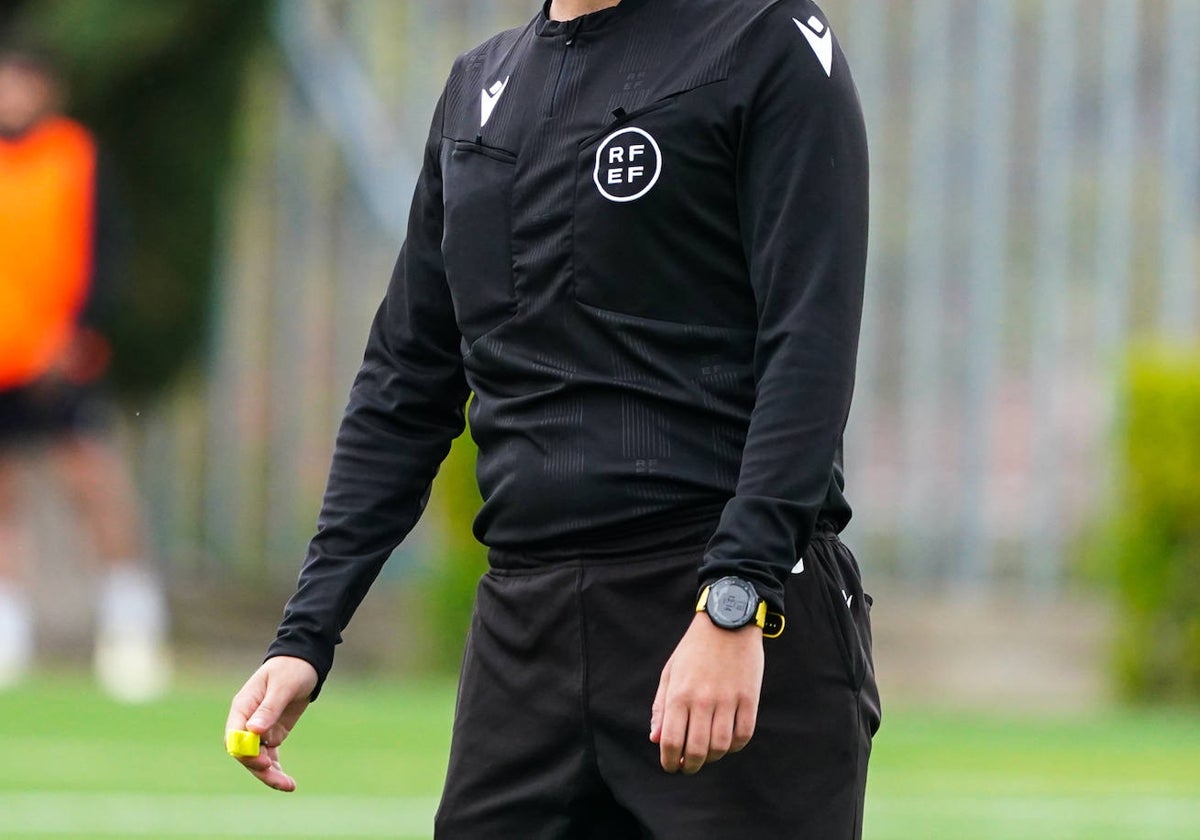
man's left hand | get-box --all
[650,612,764,774]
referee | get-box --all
[227,0,879,836]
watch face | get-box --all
[707,577,759,628]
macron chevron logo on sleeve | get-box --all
[794,15,833,77]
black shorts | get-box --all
[435,529,881,839]
[0,381,108,447]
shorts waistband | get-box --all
[488,513,716,571]
[488,513,842,571]
[812,520,841,541]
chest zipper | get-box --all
[548,37,575,117]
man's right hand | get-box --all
[224,656,318,792]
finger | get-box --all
[706,703,736,764]
[246,685,292,735]
[681,700,713,775]
[263,725,290,751]
[650,659,671,743]
[730,699,758,753]
[225,681,264,738]
[239,745,296,792]
[658,698,688,773]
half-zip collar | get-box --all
[536,0,653,38]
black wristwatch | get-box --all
[696,576,786,638]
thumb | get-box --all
[246,686,291,735]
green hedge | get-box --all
[423,430,489,672]
[1112,345,1200,701]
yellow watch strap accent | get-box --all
[752,602,787,638]
[696,586,711,612]
[762,611,786,639]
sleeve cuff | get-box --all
[696,568,786,616]
[264,640,332,702]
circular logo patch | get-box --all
[593,127,662,203]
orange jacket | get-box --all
[0,116,98,389]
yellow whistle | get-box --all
[225,730,261,758]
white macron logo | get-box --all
[794,15,833,77]
[480,76,510,128]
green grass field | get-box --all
[1,673,1198,839]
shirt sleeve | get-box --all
[698,3,869,613]
[265,88,470,697]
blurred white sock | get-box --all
[0,581,34,691]
[94,564,171,703]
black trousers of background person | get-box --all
[434,528,881,840]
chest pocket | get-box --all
[441,140,518,344]
[572,93,754,328]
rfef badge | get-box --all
[593,127,662,203]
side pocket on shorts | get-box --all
[810,545,870,693]
[858,592,881,737]
[450,589,482,722]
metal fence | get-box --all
[140,0,1199,590]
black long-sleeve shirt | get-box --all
[269,0,868,694]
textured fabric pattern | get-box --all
[268,0,869,694]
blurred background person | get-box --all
[0,43,169,702]
[0,1,1194,835]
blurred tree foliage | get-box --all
[3,0,269,398]
[1109,346,1200,701]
